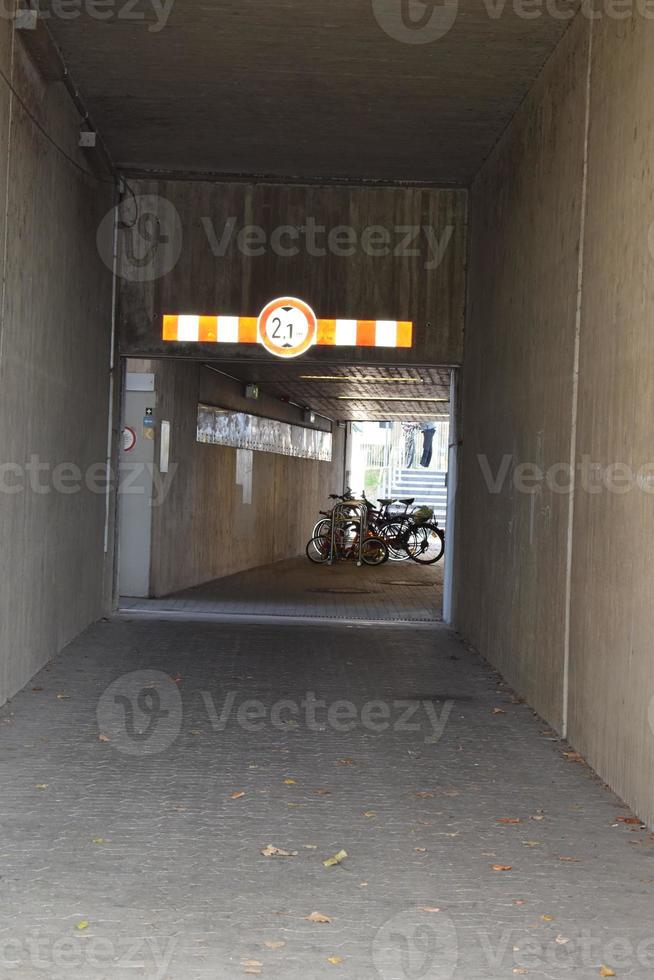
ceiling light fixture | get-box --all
[297,375,426,383]
[336,396,448,402]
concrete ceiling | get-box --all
[47,0,579,184]
[208,362,451,421]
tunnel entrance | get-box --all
[116,357,455,625]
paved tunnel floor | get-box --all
[1,618,653,979]
[121,556,443,623]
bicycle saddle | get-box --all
[377,498,395,506]
[398,497,415,505]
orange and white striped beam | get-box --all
[162,315,413,349]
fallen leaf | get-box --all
[491,708,506,715]
[32,687,43,692]
[75,920,89,931]
[98,733,110,743]
[171,676,182,684]
[418,907,441,913]
[336,758,354,766]
[323,849,348,868]
[499,818,521,824]
[303,844,318,850]
[415,847,427,854]
[92,838,106,845]
[616,816,642,826]
[491,865,512,872]
[283,779,296,785]
[555,935,570,945]
[230,791,246,800]
[314,788,331,796]
[363,811,376,818]
[359,881,368,888]
[306,911,332,923]
[264,940,286,950]
[559,856,580,863]
[327,956,343,965]
[56,693,70,700]
[513,970,528,976]
[35,784,48,790]
[415,791,435,799]
[522,841,541,848]
[599,968,616,978]
[261,845,298,858]
[541,915,554,922]
[562,751,584,763]
[241,957,262,976]
[530,815,545,822]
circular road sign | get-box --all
[257,296,318,358]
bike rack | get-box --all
[328,500,368,567]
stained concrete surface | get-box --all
[1,616,653,979]
[121,556,444,623]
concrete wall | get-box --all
[456,11,654,824]
[142,360,345,596]
[0,13,114,705]
[118,180,467,366]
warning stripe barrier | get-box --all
[162,314,412,348]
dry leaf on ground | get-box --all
[599,968,616,978]
[323,849,348,868]
[75,920,89,931]
[261,845,298,858]
[98,733,110,742]
[283,779,296,785]
[498,818,521,824]
[230,791,245,800]
[491,864,512,872]
[418,907,441,913]
[264,940,286,950]
[327,956,343,965]
[491,708,506,715]
[336,758,354,766]
[306,912,332,923]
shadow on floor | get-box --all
[121,555,444,623]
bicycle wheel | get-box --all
[306,535,331,564]
[411,523,445,564]
[312,518,331,538]
[380,522,417,562]
[360,536,389,566]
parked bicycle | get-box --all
[310,491,444,565]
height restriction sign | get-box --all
[257,296,318,358]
